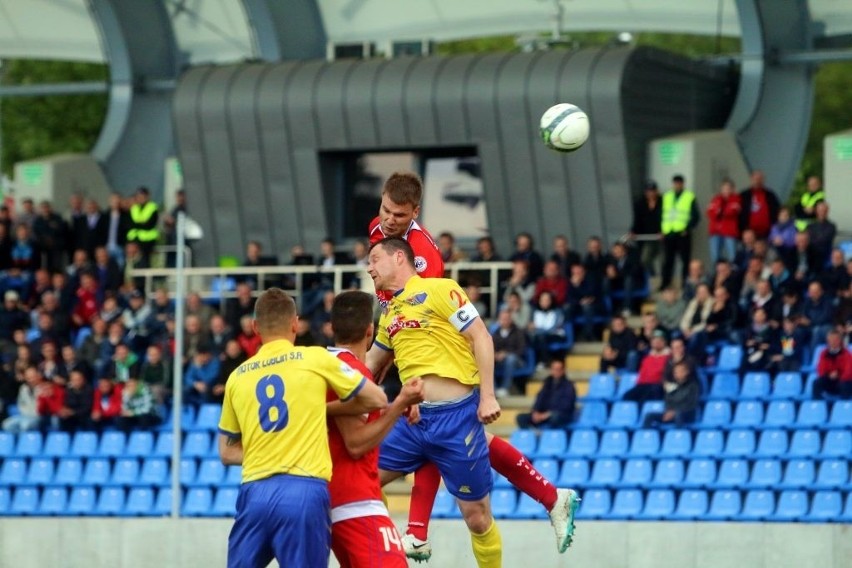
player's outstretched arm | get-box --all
[366,343,394,378]
[335,378,425,459]
[217,434,243,466]
[462,317,501,424]
[351,377,389,412]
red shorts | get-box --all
[331,515,408,568]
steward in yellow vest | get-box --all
[127,186,160,261]
[794,175,825,231]
[660,175,701,290]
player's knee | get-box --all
[459,501,492,534]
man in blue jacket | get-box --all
[516,358,577,429]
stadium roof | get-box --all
[1,0,851,65]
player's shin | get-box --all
[470,518,502,568]
[407,462,441,541]
[488,436,558,510]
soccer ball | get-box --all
[540,103,589,152]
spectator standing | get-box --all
[57,369,93,432]
[738,170,780,240]
[706,179,741,264]
[805,202,836,269]
[600,315,638,372]
[75,198,108,258]
[492,310,528,398]
[794,175,826,231]
[660,174,701,290]
[126,187,159,263]
[630,180,663,276]
[623,331,670,403]
[516,359,576,429]
[16,198,36,230]
[642,361,700,427]
[769,207,797,261]
[812,330,852,399]
[32,200,68,273]
[509,232,545,282]
[104,192,130,265]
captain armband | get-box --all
[449,303,479,332]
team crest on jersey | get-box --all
[387,315,421,337]
[339,362,358,377]
[414,256,427,272]
[405,292,428,306]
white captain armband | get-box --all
[449,302,479,331]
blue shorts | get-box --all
[379,389,492,501]
[228,474,330,568]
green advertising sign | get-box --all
[21,164,45,186]
[834,137,852,161]
[658,141,684,165]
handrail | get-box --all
[130,261,515,317]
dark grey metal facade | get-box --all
[174,47,735,265]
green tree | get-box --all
[0,60,108,176]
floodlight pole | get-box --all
[171,212,187,518]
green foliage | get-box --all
[0,60,108,176]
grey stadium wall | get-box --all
[173,46,735,266]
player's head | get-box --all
[379,171,422,238]
[331,291,374,346]
[367,237,416,290]
[252,287,298,341]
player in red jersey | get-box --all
[369,172,579,561]
[327,290,425,568]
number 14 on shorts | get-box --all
[379,526,403,552]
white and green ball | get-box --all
[540,103,590,152]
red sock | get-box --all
[489,436,558,511]
[407,462,441,541]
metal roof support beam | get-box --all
[88,0,180,198]
[241,0,326,61]
[727,0,814,197]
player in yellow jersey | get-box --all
[217,287,387,568]
[366,237,503,568]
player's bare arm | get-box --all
[366,342,394,377]
[218,434,243,466]
[461,317,501,424]
[334,378,425,459]
[349,377,389,413]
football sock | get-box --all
[489,436,558,511]
[470,518,502,568]
[406,462,441,541]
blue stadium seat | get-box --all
[70,432,98,458]
[597,430,629,457]
[802,346,825,374]
[125,431,155,457]
[769,490,809,522]
[154,488,176,517]
[827,400,852,429]
[42,431,71,458]
[565,429,598,457]
[682,459,717,488]
[585,373,616,401]
[432,488,457,519]
[153,432,174,458]
[15,431,43,457]
[66,487,97,516]
[616,373,638,398]
[95,488,126,516]
[183,488,213,516]
[639,401,665,426]
[705,490,741,521]
[546,322,575,355]
[795,401,828,429]
[722,430,756,458]
[0,487,9,511]
[0,458,27,486]
[636,489,675,520]
[38,487,67,516]
[212,488,239,518]
[491,489,517,519]
[224,466,242,487]
[139,458,169,487]
[764,401,796,429]
[710,459,749,489]
[698,401,732,429]
[125,487,156,516]
[659,429,692,457]
[739,372,771,400]
[183,432,212,458]
[648,459,684,489]
[26,458,55,486]
[706,345,743,374]
[813,459,849,490]
[508,429,537,457]
[803,373,818,397]
[731,402,764,429]
[689,430,724,458]
[190,404,222,432]
[671,489,708,520]
[575,489,610,520]
[586,459,621,488]
[738,490,775,521]
[10,487,40,516]
[604,401,638,429]
[787,430,821,458]
[0,432,14,457]
[615,459,652,488]
[193,459,226,488]
[627,429,660,458]
[52,458,83,487]
[708,373,740,400]
[509,493,548,520]
[802,491,842,522]
[493,471,511,489]
[110,458,140,486]
[531,459,559,483]
[768,373,802,400]
[841,492,852,523]
[576,402,608,429]
[819,430,852,459]
[754,430,788,458]
[609,489,643,520]
[535,430,567,458]
[82,458,111,486]
[97,431,127,458]
[744,459,782,489]
[778,459,816,489]
[558,459,590,487]
[180,458,198,485]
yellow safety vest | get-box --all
[128,201,160,242]
[661,190,695,234]
[795,190,825,231]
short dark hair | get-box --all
[672,174,685,183]
[332,291,374,345]
[253,288,296,337]
[371,237,415,268]
[383,171,422,206]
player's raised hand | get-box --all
[477,395,502,424]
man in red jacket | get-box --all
[812,329,852,399]
[623,330,671,403]
[706,179,741,265]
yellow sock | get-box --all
[470,518,502,568]
[381,489,388,509]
